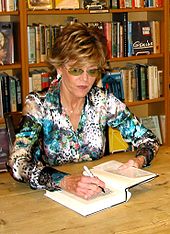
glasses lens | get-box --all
[67,68,84,76]
[87,68,101,77]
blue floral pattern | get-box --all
[8,80,160,191]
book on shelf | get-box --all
[0,22,14,65]
[30,69,51,92]
[102,70,124,101]
[0,73,22,114]
[0,126,9,172]
[0,73,10,113]
[27,25,36,64]
[54,0,79,9]
[110,0,118,9]
[83,0,107,10]
[45,160,158,216]
[159,115,165,144]
[131,21,154,56]
[0,81,3,118]
[27,0,53,10]
[150,21,161,54]
[140,115,162,144]
[112,12,128,57]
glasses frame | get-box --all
[63,65,102,78]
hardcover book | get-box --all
[45,160,158,216]
[131,21,154,56]
[27,0,53,10]
[140,115,162,144]
[0,22,14,65]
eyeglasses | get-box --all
[64,66,101,78]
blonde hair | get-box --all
[49,22,108,68]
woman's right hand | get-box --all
[59,174,105,199]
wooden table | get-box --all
[1,146,170,234]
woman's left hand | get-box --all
[119,156,145,169]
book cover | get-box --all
[27,0,53,10]
[45,160,158,216]
[54,0,79,9]
[140,115,162,144]
[0,22,14,65]
[131,21,154,56]
[0,126,9,172]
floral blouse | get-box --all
[8,79,160,191]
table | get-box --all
[1,146,170,234]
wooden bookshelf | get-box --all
[0,1,170,145]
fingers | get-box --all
[59,174,105,200]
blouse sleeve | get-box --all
[8,93,68,191]
[106,94,160,166]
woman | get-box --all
[8,22,159,199]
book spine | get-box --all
[32,73,42,92]
[1,74,10,113]
[34,25,40,63]
[27,25,36,64]
[9,76,17,112]
[39,24,47,62]
[5,0,15,11]
[0,79,3,117]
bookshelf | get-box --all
[0,1,170,146]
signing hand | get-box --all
[59,174,105,199]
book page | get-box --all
[91,160,157,189]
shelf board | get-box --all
[0,11,19,15]
[110,53,163,62]
[27,9,90,15]
[110,7,163,13]
[28,62,49,68]
[126,97,164,107]
[0,63,21,70]
[27,7,163,15]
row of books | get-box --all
[0,73,22,118]
[27,24,62,64]
[105,14,160,58]
[111,0,163,9]
[29,69,54,93]
[27,0,163,10]
[102,64,163,102]
[27,18,160,64]
[0,0,18,12]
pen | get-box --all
[83,165,105,193]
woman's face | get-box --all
[57,62,101,99]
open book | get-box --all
[45,160,158,216]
